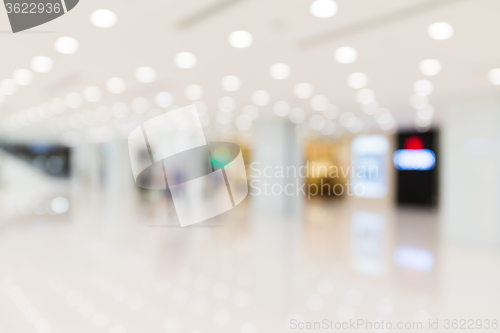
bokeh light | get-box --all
[174,52,197,69]
[334,46,358,64]
[413,80,434,96]
[83,86,102,103]
[221,75,242,91]
[251,90,271,106]
[51,197,69,214]
[419,59,442,76]
[1,79,18,95]
[155,92,174,108]
[347,72,368,89]
[355,88,376,105]
[106,78,127,94]
[488,68,500,85]
[135,67,157,83]
[54,37,79,54]
[310,0,338,18]
[294,83,314,99]
[90,9,118,28]
[269,63,291,80]
[13,69,33,86]
[31,56,53,73]
[427,22,454,40]
[228,31,253,48]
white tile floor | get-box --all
[1,190,500,333]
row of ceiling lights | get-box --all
[0,5,367,141]
[411,22,454,131]
[308,3,455,134]
[0,4,442,139]
[2,4,499,141]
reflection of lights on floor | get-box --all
[350,212,386,276]
[393,246,435,272]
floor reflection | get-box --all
[0,190,500,333]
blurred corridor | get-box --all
[1,0,500,332]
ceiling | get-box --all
[1,0,500,143]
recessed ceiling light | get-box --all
[174,52,197,69]
[1,79,18,96]
[488,69,500,85]
[413,80,434,96]
[419,59,441,76]
[427,22,453,40]
[228,31,253,49]
[251,90,271,106]
[155,92,174,108]
[334,46,357,64]
[347,72,368,89]
[83,86,102,102]
[106,78,126,94]
[269,64,291,80]
[90,9,117,28]
[55,37,79,54]
[135,67,157,83]
[13,69,33,86]
[310,0,338,18]
[184,84,204,101]
[221,75,242,92]
[31,56,53,73]
[294,83,314,99]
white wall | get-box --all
[441,95,500,248]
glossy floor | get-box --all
[1,186,499,333]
